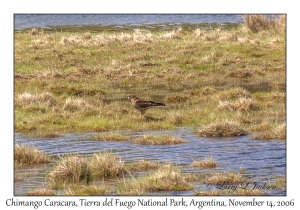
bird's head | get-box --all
[128,94,135,100]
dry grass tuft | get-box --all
[252,123,286,140]
[133,134,188,145]
[26,188,56,196]
[126,160,161,171]
[190,158,219,168]
[14,144,51,167]
[64,184,107,196]
[90,152,125,177]
[218,97,256,112]
[15,92,56,107]
[168,112,185,125]
[118,164,192,195]
[233,189,265,196]
[275,176,286,190]
[243,14,286,33]
[195,190,220,196]
[226,69,257,78]
[48,152,125,187]
[48,155,92,185]
[250,121,272,131]
[14,174,24,182]
[194,28,204,37]
[29,28,39,36]
[63,97,90,112]
[215,87,251,101]
[165,93,189,103]
[93,132,130,141]
[160,28,182,39]
[15,92,36,105]
[206,171,244,184]
[198,120,248,137]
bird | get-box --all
[128,94,166,116]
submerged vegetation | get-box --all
[14,15,285,140]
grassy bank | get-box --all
[14,15,286,138]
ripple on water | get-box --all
[14,127,286,195]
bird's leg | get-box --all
[140,110,145,117]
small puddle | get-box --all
[14,127,286,196]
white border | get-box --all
[2,1,299,209]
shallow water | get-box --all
[14,14,244,31]
[14,127,286,196]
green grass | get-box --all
[14,16,285,138]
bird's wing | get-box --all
[136,100,165,108]
[136,100,154,108]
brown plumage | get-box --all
[128,94,166,116]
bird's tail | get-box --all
[154,102,166,107]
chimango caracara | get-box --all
[128,94,166,116]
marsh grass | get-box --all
[198,120,248,137]
[93,132,130,141]
[26,187,56,196]
[250,121,273,132]
[48,152,125,187]
[133,134,188,145]
[165,93,189,103]
[167,112,185,126]
[125,160,161,171]
[218,98,256,112]
[206,171,244,184]
[90,152,125,177]
[233,189,265,196]
[243,15,286,33]
[14,144,51,167]
[64,184,107,196]
[14,174,24,182]
[48,155,92,186]
[190,158,219,169]
[195,190,220,196]
[252,123,286,140]
[15,92,56,107]
[118,164,193,195]
[274,176,286,190]
[214,87,251,101]
[14,17,286,136]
